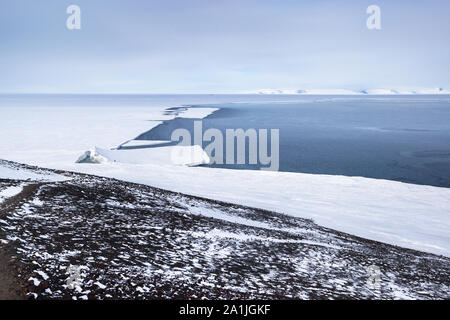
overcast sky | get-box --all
[0,0,449,93]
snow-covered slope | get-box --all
[0,163,68,182]
[0,185,24,204]
[1,161,448,299]
[63,162,450,257]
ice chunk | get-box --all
[76,148,110,164]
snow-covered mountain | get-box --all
[245,88,450,95]
[361,88,449,95]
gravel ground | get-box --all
[0,160,449,300]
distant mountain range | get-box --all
[244,88,450,95]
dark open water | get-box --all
[139,96,450,188]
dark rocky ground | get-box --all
[0,159,449,300]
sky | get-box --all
[0,0,449,93]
